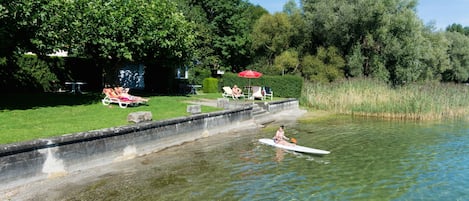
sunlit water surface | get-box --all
[56,116,469,200]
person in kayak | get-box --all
[273,125,295,146]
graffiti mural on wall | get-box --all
[119,64,145,89]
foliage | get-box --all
[442,31,469,82]
[418,30,450,82]
[3,0,469,92]
[176,0,264,72]
[221,72,303,98]
[446,23,469,36]
[346,43,365,77]
[188,66,212,85]
[301,46,345,83]
[1,0,196,86]
[1,0,69,57]
[202,77,219,93]
[302,78,469,120]
[301,0,440,84]
[252,13,294,66]
[12,55,63,92]
[67,0,196,84]
[273,50,300,75]
[268,74,303,98]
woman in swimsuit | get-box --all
[273,125,295,146]
[114,87,149,102]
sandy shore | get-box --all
[1,107,308,201]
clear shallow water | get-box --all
[58,116,469,200]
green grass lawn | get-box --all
[1,92,223,144]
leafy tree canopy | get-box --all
[2,0,196,84]
[176,0,264,72]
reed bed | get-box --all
[301,79,469,120]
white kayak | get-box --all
[258,138,330,155]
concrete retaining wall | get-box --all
[262,98,299,113]
[0,99,299,190]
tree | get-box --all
[176,0,263,73]
[1,0,74,59]
[447,23,465,34]
[274,49,300,75]
[252,13,294,66]
[283,0,308,55]
[418,29,450,82]
[442,31,469,82]
[0,0,72,90]
[301,46,345,83]
[1,0,196,86]
[302,0,430,84]
[62,0,196,84]
[283,0,301,15]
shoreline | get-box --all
[1,105,308,200]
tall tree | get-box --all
[176,0,263,72]
[252,13,294,66]
[301,46,345,83]
[65,0,196,84]
[446,23,465,34]
[417,27,450,81]
[302,0,429,84]
[283,0,308,55]
[1,0,196,85]
[1,0,71,57]
[274,49,300,75]
[0,0,71,90]
[442,31,469,82]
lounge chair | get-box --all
[102,88,147,108]
[251,86,264,100]
[222,86,244,100]
[263,86,273,100]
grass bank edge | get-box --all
[0,93,222,145]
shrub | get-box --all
[11,55,65,92]
[202,77,218,93]
[189,66,211,85]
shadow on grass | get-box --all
[2,90,201,110]
[3,92,103,110]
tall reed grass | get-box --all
[301,79,469,120]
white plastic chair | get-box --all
[263,86,273,100]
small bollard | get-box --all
[187,105,201,115]
[127,111,153,123]
[217,98,230,109]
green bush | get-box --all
[189,66,211,85]
[1,54,102,92]
[301,46,345,83]
[11,55,66,92]
[202,77,219,93]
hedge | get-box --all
[202,77,219,93]
[220,72,303,98]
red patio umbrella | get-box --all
[238,70,262,99]
[238,70,263,78]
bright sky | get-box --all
[248,0,469,30]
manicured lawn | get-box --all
[1,92,223,145]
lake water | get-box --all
[53,116,469,200]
